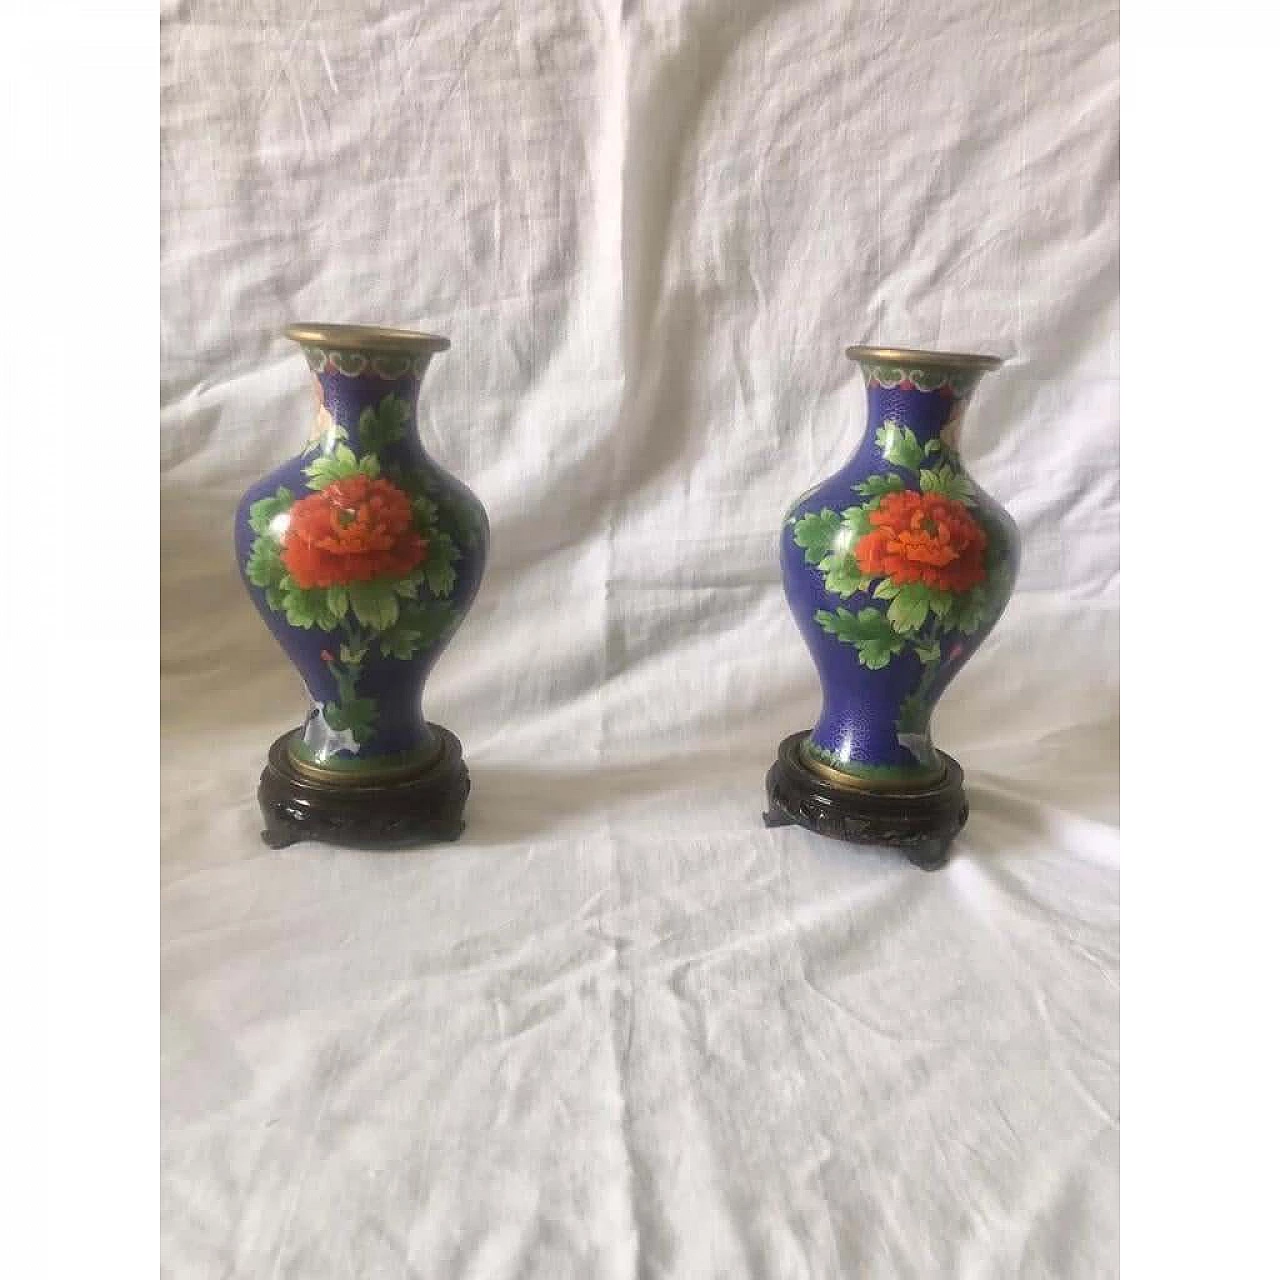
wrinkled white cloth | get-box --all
[161,1,1119,1275]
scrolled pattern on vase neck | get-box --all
[859,361,984,399]
[300,344,437,382]
[285,322,450,385]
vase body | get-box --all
[234,325,488,784]
[779,347,1019,790]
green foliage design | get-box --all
[919,463,976,505]
[814,607,906,670]
[248,486,295,535]
[793,510,842,566]
[303,443,379,489]
[854,473,904,499]
[358,394,411,454]
[875,421,925,472]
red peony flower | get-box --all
[281,474,426,589]
[855,490,987,593]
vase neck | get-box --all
[304,362,427,452]
[285,324,448,448]
[858,362,992,453]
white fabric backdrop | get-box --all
[161,1,1119,1275]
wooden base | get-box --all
[257,725,470,850]
[763,731,967,871]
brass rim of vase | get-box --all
[283,322,451,353]
[801,749,948,794]
[845,344,1003,371]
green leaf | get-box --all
[886,584,932,634]
[281,583,341,631]
[400,599,456,647]
[378,624,425,660]
[875,421,924,472]
[914,641,942,665]
[338,643,366,665]
[928,589,953,620]
[375,600,456,660]
[264,584,286,611]
[854,474,905,499]
[248,486,294,535]
[896,689,933,736]
[919,464,977,505]
[392,569,424,599]
[343,697,378,743]
[322,695,377,742]
[357,453,381,478]
[423,532,460,597]
[303,443,361,490]
[818,554,872,598]
[357,394,411,453]
[923,439,944,456]
[839,505,873,539]
[411,494,439,531]
[333,667,359,704]
[814,606,906,670]
[951,584,989,635]
[793,509,842,565]
[245,536,286,589]
[282,594,315,629]
[347,580,400,631]
[874,580,952,625]
[814,607,853,639]
[326,585,349,619]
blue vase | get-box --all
[234,324,488,796]
[779,345,1019,793]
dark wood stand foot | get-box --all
[763,731,967,871]
[257,725,470,850]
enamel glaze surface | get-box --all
[780,357,1019,787]
[234,338,488,777]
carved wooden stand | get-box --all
[763,731,967,871]
[257,725,470,850]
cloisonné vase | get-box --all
[234,324,488,848]
[765,345,1019,868]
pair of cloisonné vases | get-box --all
[236,324,1018,866]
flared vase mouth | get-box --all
[845,344,1003,372]
[284,322,450,355]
